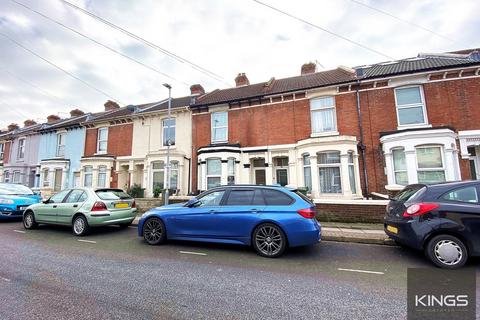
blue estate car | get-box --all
[138,185,321,257]
[0,183,41,220]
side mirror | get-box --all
[42,199,50,204]
[186,198,200,207]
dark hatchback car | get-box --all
[385,181,480,268]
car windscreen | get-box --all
[95,189,132,200]
[0,183,34,195]
[392,185,426,202]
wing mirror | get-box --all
[42,198,51,204]
[186,198,200,207]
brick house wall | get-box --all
[3,141,11,164]
[84,128,98,156]
[84,124,133,157]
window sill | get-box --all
[210,141,228,145]
[94,152,108,156]
[396,124,432,131]
[310,131,339,138]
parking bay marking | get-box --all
[77,239,97,244]
[338,268,384,275]
[13,230,25,234]
[179,251,207,256]
[0,277,11,282]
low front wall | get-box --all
[314,199,388,223]
[135,196,192,213]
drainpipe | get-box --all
[184,156,191,195]
[355,74,369,198]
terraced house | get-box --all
[0,127,13,182]
[191,49,480,199]
[37,109,90,196]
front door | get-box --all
[54,169,63,192]
[255,169,266,185]
[35,189,71,223]
[276,169,288,186]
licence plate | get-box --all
[386,225,398,234]
[114,203,129,209]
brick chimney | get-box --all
[70,109,85,117]
[234,73,250,87]
[301,62,317,75]
[104,100,120,111]
[23,119,37,127]
[190,84,205,95]
[47,115,61,123]
[7,123,19,131]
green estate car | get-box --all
[23,188,137,236]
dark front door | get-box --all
[255,170,266,185]
[276,169,288,186]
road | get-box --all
[0,221,478,320]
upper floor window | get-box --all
[310,96,337,134]
[394,86,427,126]
[56,133,66,157]
[0,143,4,160]
[416,146,445,183]
[97,128,108,154]
[211,112,228,143]
[392,148,408,185]
[17,138,25,159]
[163,118,176,146]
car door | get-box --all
[168,189,226,238]
[57,189,87,225]
[213,188,265,239]
[35,190,71,223]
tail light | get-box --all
[402,203,439,217]
[91,201,108,212]
[131,200,136,208]
[297,207,316,219]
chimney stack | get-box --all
[301,62,317,75]
[23,119,37,127]
[70,109,85,117]
[7,123,19,132]
[234,73,250,87]
[190,84,205,95]
[104,100,120,111]
[47,115,61,123]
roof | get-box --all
[137,95,194,114]
[38,114,91,132]
[83,106,139,124]
[193,68,356,107]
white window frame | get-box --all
[162,118,176,146]
[211,112,228,144]
[83,166,93,187]
[17,138,25,160]
[310,96,337,135]
[4,171,10,183]
[97,165,107,188]
[13,171,21,184]
[42,169,50,187]
[394,85,428,127]
[347,151,357,194]
[206,158,222,189]
[0,143,4,161]
[317,151,342,194]
[227,158,235,185]
[302,153,312,192]
[392,147,408,185]
[97,127,108,154]
[56,133,66,157]
[151,161,165,191]
[170,161,179,190]
[415,145,446,183]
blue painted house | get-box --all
[38,110,90,196]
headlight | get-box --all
[0,199,14,204]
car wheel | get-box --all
[72,215,90,236]
[252,223,287,258]
[23,211,38,230]
[425,234,468,269]
[143,217,166,245]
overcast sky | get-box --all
[0,0,478,128]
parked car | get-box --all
[138,185,321,257]
[384,181,480,269]
[0,183,41,220]
[23,188,137,236]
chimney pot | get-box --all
[301,62,317,75]
[23,119,37,127]
[104,100,120,111]
[234,73,250,87]
[190,84,205,95]
[7,123,19,132]
[70,108,85,117]
[47,115,61,123]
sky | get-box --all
[0,0,478,129]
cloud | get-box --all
[0,0,478,128]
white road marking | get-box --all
[179,251,207,256]
[0,277,11,282]
[338,268,384,275]
[77,239,97,244]
[13,230,25,234]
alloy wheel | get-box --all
[434,239,463,266]
[143,218,164,245]
[24,213,33,228]
[255,225,283,257]
[73,218,85,235]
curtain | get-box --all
[319,167,342,193]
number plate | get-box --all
[114,202,129,209]
[386,225,398,234]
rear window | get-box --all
[291,190,313,205]
[392,186,426,202]
[225,189,265,206]
[263,189,294,206]
[96,189,132,200]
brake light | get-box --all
[402,203,439,217]
[91,201,108,212]
[297,207,316,219]
[132,200,136,208]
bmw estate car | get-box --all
[385,181,480,269]
[138,185,321,257]
[23,188,137,236]
[0,183,41,220]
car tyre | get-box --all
[143,217,166,245]
[425,234,468,269]
[23,211,38,230]
[252,223,287,258]
[72,215,90,236]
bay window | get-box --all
[163,118,176,146]
[206,158,221,189]
[0,143,4,160]
[348,151,357,194]
[227,158,235,185]
[310,96,337,134]
[211,112,228,143]
[394,86,427,126]
[170,161,179,190]
[303,154,312,192]
[97,127,108,153]
[152,161,165,190]
[84,166,93,187]
[13,171,21,184]
[97,166,107,188]
[317,151,342,194]
[4,171,10,183]
[392,148,408,185]
[416,146,446,183]
[42,169,50,187]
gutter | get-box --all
[355,73,369,198]
[184,156,191,195]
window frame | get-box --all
[13,171,21,184]
[162,117,176,147]
[392,147,408,185]
[4,171,10,183]
[97,127,108,154]
[317,151,343,194]
[394,85,428,127]
[42,169,50,187]
[0,143,4,161]
[97,165,107,188]
[211,111,228,144]
[17,138,25,160]
[206,158,222,189]
[151,161,165,191]
[302,153,312,192]
[415,145,446,184]
[227,158,235,185]
[310,96,337,135]
[56,132,66,157]
[348,151,357,194]
[83,166,93,187]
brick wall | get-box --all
[84,128,98,156]
[84,124,133,157]
[3,141,11,164]
[315,201,387,223]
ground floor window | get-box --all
[317,152,342,194]
[42,169,50,187]
[416,146,446,183]
[253,158,266,185]
[152,161,165,191]
[98,166,107,188]
[207,158,221,189]
[303,154,312,192]
[392,148,408,185]
[348,151,356,194]
[4,171,10,183]
[13,171,21,184]
[227,158,235,185]
[84,166,92,187]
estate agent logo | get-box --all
[407,268,476,320]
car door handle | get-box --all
[250,209,258,212]
[53,205,57,208]
[73,204,78,208]
[209,210,217,214]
